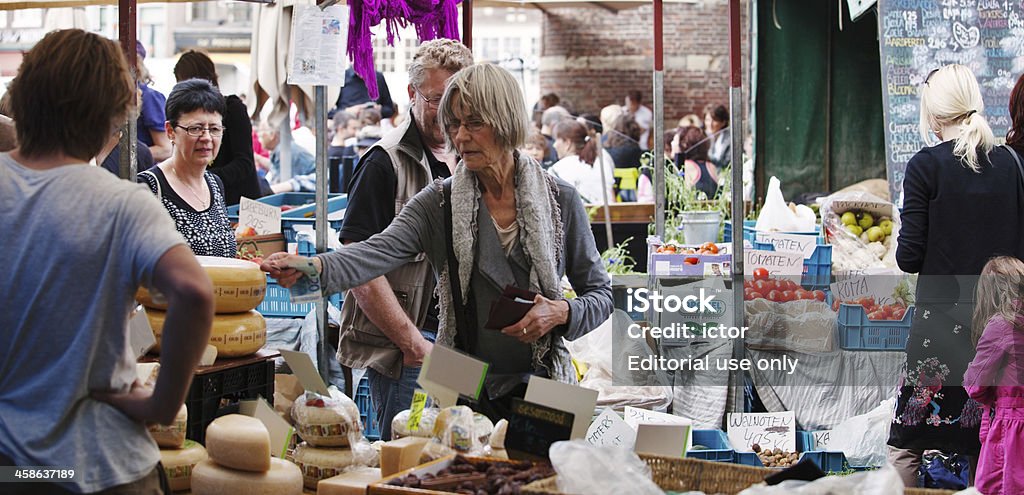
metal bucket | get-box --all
[679,210,722,244]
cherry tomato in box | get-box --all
[812,290,827,302]
[753,268,769,281]
[699,242,719,254]
[754,280,771,293]
[767,290,782,302]
[781,290,795,303]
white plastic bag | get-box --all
[824,398,894,467]
[550,440,662,495]
[755,177,815,232]
[738,462,903,495]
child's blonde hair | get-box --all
[972,256,1024,347]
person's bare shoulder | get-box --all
[0,114,17,152]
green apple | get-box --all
[858,213,874,230]
[846,224,863,236]
[867,226,884,242]
[879,219,893,235]
[841,211,857,226]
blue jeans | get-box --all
[367,330,436,440]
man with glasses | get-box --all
[338,39,472,440]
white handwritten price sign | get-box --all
[239,197,281,235]
[754,232,819,260]
[745,249,803,281]
[586,409,636,448]
[727,411,796,452]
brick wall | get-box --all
[539,0,751,129]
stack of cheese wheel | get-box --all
[160,439,208,492]
[192,414,302,494]
[289,391,365,490]
[139,256,267,358]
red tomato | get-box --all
[867,309,888,321]
[795,289,813,300]
[784,279,801,291]
[781,290,795,303]
[812,290,827,302]
[749,291,764,300]
[700,242,720,254]
[744,288,754,300]
[767,290,782,302]
[753,268,769,281]
[892,307,907,320]
[754,280,771,293]
[684,257,700,265]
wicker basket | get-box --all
[522,454,773,495]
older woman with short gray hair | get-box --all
[262,63,612,419]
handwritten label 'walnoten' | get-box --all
[727,412,796,452]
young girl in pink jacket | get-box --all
[964,256,1024,494]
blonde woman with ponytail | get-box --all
[888,64,1024,488]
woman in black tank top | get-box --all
[673,125,721,200]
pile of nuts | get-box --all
[752,444,798,468]
[386,455,555,494]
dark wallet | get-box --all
[483,285,538,330]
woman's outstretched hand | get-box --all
[260,252,321,288]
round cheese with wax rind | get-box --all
[137,256,266,313]
[205,414,271,472]
[190,458,302,495]
[146,309,266,358]
[291,391,361,447]
[290,442,359,490]
[148,404,187,449]
[159,440,207,492]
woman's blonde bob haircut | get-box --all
[438,63,529,154]
[919,64,995,172]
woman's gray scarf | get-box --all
[434,153,577,385]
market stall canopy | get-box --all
[0,0,271,9]
[472,0,693,12]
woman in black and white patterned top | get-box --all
[138,78,235,257]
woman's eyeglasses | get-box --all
[445,118,486,135]
[175,124,225,137]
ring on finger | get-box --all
[522,327,528,335]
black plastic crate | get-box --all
[184,358,275,444]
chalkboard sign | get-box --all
[878,0,1024,206]
[505,398,574,462]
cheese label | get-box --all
[407,389,428,432]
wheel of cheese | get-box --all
[190,458,302,495]
[136,256,266,314]
[390,408,438,440]
[290,442,359,490]
[146,309,266,358]
[205,414,271,472]
[290,391,361,447]
[160,440,207,492]
[149,404,187,449]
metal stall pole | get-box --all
[728,0,746,413]
[314,86,330,382]
[118,0,138,181]
[653,0,665,239]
